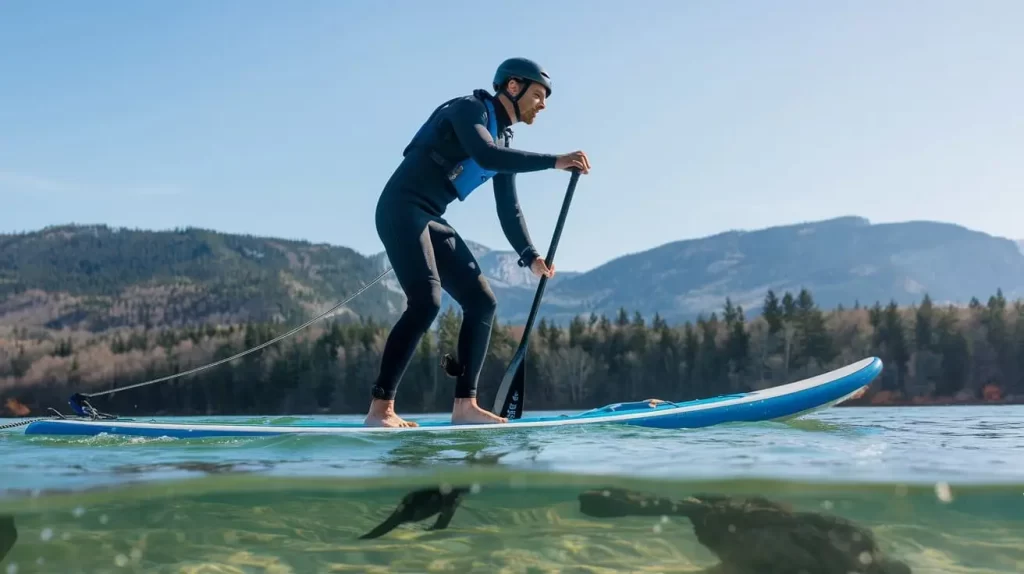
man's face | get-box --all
[511,80,547,124]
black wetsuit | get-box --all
[372,89,558,401]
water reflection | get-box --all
[111,460,276,475]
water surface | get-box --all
[1,406,1022,573]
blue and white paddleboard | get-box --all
[22,357,881,438]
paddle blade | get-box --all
[502,361,525,420]
[494,351,526,419]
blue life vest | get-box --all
[403,92,502,201]
[446,97,498,200]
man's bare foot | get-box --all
[364,399,418,428]
[451,398,508,425]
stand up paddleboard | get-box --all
[21,357,881,438]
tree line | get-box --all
[2,288,1022,417]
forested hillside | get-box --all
[0,224,403,331]
[3,287,1021,418]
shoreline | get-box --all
[840,401,1024,408]
[840,397,1024,408]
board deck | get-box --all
[22,357,882,438]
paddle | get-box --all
[492,169,582,418]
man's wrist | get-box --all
[516,246,541,268]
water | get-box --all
[1,406,1022,573]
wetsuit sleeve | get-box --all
[493,173,541,267]
[449,99,558,173]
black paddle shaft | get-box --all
[492,169,582,417]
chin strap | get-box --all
[501,79,533,121]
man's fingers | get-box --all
[533,259,555,278]
[557,152,590,173]
[532,259,547,278]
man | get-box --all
[366,57,590,427]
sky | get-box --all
[1,0,1022,272]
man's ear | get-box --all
[505,78,521,97]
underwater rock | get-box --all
[579,488,912,574]
[0,515,16,563]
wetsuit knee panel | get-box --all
[465,285,497,318]
[406,283,442,319]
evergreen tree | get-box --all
[796,289,834,368]
[915,294,935,351]
[879,301,911,392]
[934,307,969,397]
[725,303,750,378]
[983,289,1013,388]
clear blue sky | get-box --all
[2,0,1021,271]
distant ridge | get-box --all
[2,217,1023,331]
[505,216,1024,324]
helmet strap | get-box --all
[501,78,533,122]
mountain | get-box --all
[497,216,1024,324]
[0,224,404,331]
[3,217,1023,332]
[281,216,1022,326]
